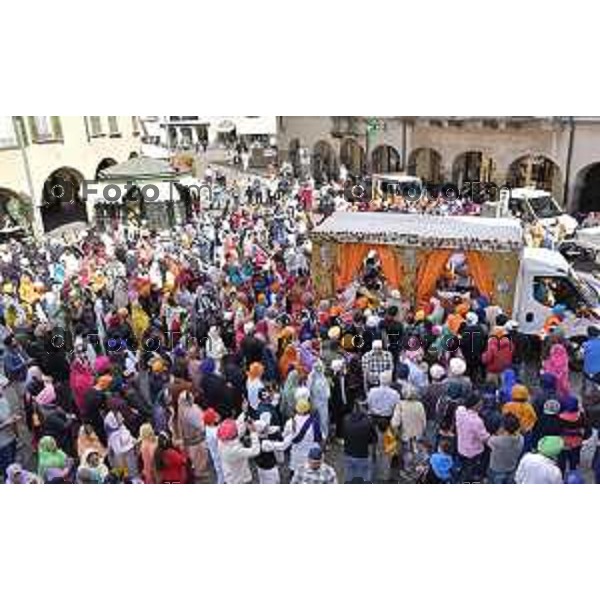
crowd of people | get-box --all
[1,165,600,484]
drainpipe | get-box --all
[12,116,43,237]
[401,118,407,171]
[563,116,575,212]
[364,118,370,174]
[83,116,91,142]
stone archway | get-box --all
[0,188,31,235]
[452,151,484,188]
[574,162,600,214]
[372,145,401,174]
[340,138,365,176]
[41,166,88,233]
[312,140,337,182]
[288,138,301,175]
[95,157,118,180]
[508,154,562,202]
[407,147,442,183]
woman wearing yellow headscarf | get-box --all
[131,302,150,343]
[19,275,37,305]
[4,304,17,330]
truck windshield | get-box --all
[528,195,562,219]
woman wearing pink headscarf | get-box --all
[69,349,95,416]
[543,343,570,398]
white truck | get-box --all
[515,245,600,338]
[509,187,578,238]
[371,173,423,206]
[311,212,600,345]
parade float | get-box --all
[310,211,600,340]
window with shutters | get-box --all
[108,116,121,136]
[28,117,63,143]
[132,116,141,136]
[89,116,104,137]
[14,117,28,147]
[0,117,17,149]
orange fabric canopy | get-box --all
[416,249,453,308]
[465,251,494,299]
[335,244,403,291]
[416,249,494,307]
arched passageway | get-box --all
[95,157,118,180]
[574,162,600,214]
[41,167,88,233]
[372,145,401,174]
[312,140,337,182]
[508,154,562,203]
[340,138,365,176]
[407,147,442,182]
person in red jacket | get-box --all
[154,432,188,484]
[557,395,588,476]
[482,333,513,385]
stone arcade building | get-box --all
[277,116,600,214]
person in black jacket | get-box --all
[459,312,487,384]
[200,357,242,418]
[381,306,403,368]
[239,323,265,368]
[342,405,377,483]
[532,398,562,447]
[505,320,532,381]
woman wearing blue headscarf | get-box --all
[500,368,518,404]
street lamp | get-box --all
[365,117,386,173]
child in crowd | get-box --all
[486,414,524,484]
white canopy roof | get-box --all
[311,212,524,252]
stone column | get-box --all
[32,202,45,238]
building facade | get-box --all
[0,116,142,236]
[278,116,600,213]
[153,116,278,150]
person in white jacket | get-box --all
[276,388,323,478]
[203,408,224,484]
[391,385,427,471]
[217,415,260,484]
[515,436,564,484]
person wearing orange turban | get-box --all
[96,375,113,391]
[279,345,299,380]
[457,303,470,316]
[446,311,465,335]
[248,362,265,379]
[355,297,368,311]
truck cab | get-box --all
[509,187,578,237]
[371,173,423,207]
[516,246,600,338]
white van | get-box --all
[514,246,600,339]
[509,187,578,237]
[371,173,423,201]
